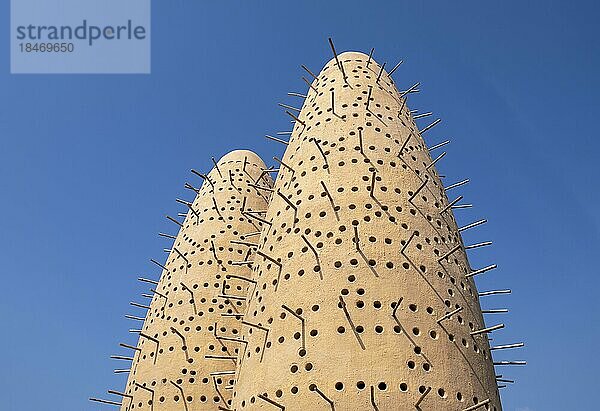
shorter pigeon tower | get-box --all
[98,150,273,410]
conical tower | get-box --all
[232,52,503,410]
[105,150,273,410]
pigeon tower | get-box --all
[95,150,273,410]
[231,50,505,411]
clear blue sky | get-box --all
[1,1,598,410]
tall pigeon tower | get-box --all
[95,150,273,410]
[232,51,504,411]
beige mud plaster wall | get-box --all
[232,53,501,411]
[121,150,273,411]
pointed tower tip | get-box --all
[325,50,372,66]
[337,50,371,60]
[217,149,266,166]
